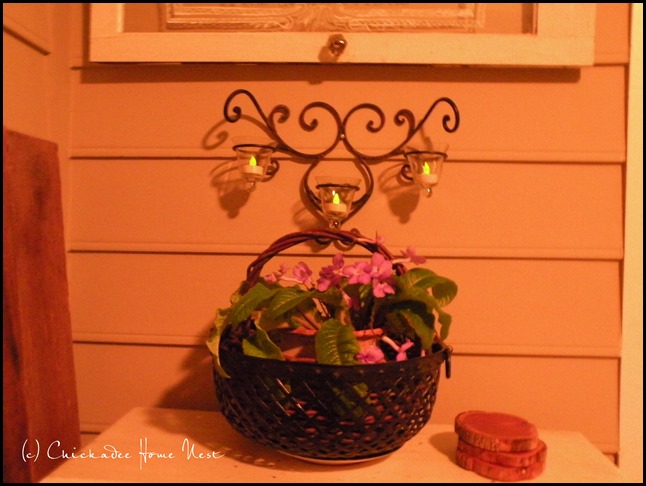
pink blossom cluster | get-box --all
[265,246,425,300]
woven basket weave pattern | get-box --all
[214,229,450,460]
[216,346,447,459]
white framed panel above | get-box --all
[89,3,596,66]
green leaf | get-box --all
[386,285,454,341]
[398,268,458,307]
[312,286,350,323]
[265,287,315,320]
[391,307,436,350]
[390,285,440,313]
[206,308,230,378]
[314,319,361,365]
[399,267,437,288]
[225,282,277,327]
[242,327,284,360]
[430,278,458,307]
[311,287,345,307]
[437,309,452,341]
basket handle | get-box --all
[242,228,407,293]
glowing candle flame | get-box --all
[249,155,258,166]
[422,161,431,175]
[332,192,341,204]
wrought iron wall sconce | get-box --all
[224,89,460,228]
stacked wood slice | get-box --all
[454,411,547,481]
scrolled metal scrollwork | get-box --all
[222,89,460,226]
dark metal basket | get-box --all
[213,228,452,461]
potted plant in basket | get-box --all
[207,228,457,463]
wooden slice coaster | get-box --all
[457,438,547,468]
[455,410,539,452]
[456,448,546,482]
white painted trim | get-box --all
[89,3,595,66]
[619,3,644,482]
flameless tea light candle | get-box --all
[404,145,447,197]
[420,161,440,186]
[242,155,264,177]
[316,177,360,229]
[323,192,348,216]
[233,137,276,192]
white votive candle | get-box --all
[323,202,348,216]
[242,164,264,177]
[419,173,439,185]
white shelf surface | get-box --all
[41,407,624,483]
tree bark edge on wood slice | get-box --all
[454,410,539,452]
[455,449,546,482]
[457,438,547,468]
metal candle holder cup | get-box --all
[404,146,448,197]
[233,138,276,192]
[315,177,360,229]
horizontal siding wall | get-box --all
[68,159,623,259]
[70,65,626,163]
[67,4,629,459]
[72,343,619,452]
[69,254,621,356]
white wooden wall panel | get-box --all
[69,66,625,162]
[431,355,620,454]
[68,160,623,259]
[73,343,216,433]
[2,33,51,138]
[68,253,621,357]
[73,343,619,453]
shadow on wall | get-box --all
[79,61,582,86]
[207,152,425,230]
[155,322,220,412]
[203,106,433,227]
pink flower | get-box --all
[264,263,289,284]
[357,253,395,298]
[372,280,395,298]
[396,340,415,361]
[356,346,385,364]
[292,262,313,286]
[342,261,372,285]
[317,254,345,291]
[400,246,426,265]
[331,253,345,269]
[368,253,395,281]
